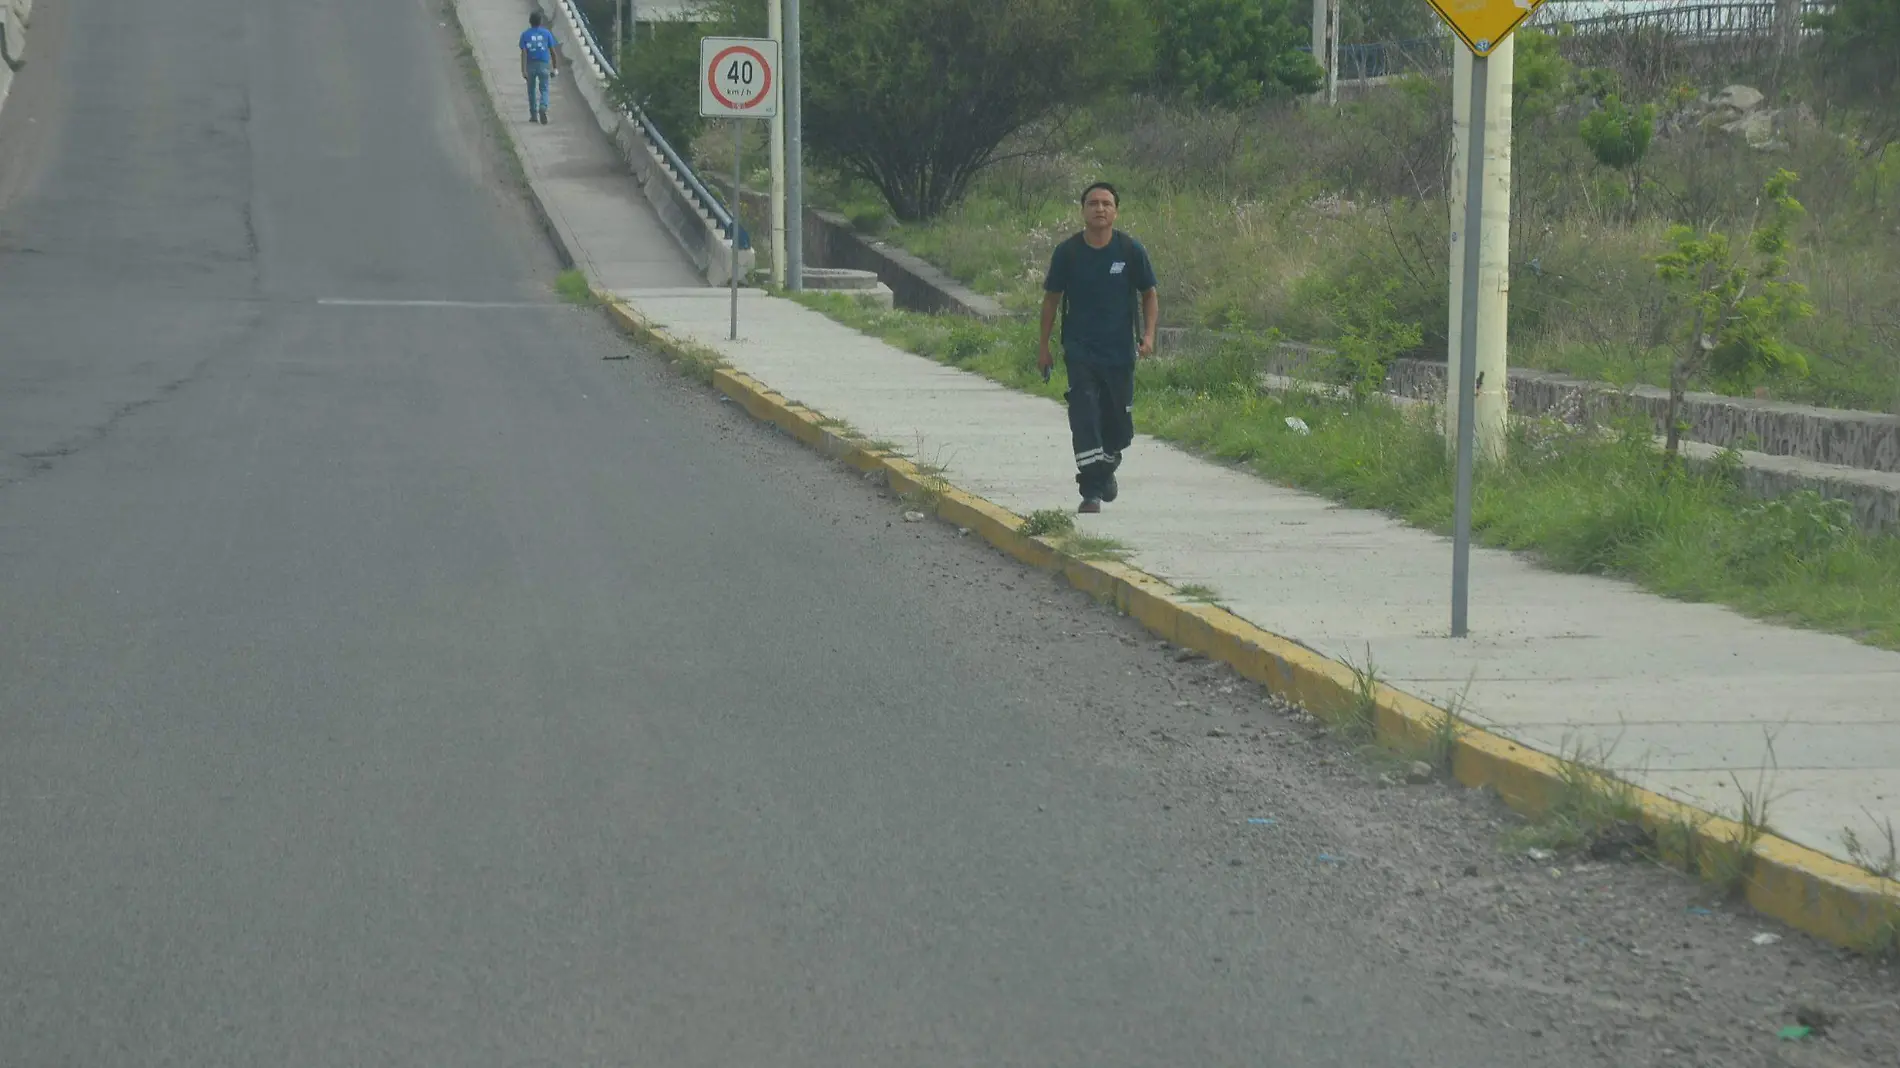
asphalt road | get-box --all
[2,2,1867,1066]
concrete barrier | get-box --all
[1,0,34,118]
[1382,358,1900,475]
[802,210,1005,319]
[548,0,752,287]
[800,266,895,309]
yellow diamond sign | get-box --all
[1426,0,1549,56]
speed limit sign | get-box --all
[700,37,779,119]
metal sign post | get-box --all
[1422,0,1545,638]
[731,120,743,340]
[699,37,780,341]
[1450,52,1487,639]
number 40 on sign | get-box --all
[700,37,779,118]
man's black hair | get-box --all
[530,11,544,26]
[1080,182,1119,206]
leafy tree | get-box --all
[1652,171,1814,460]
[1579,94,1655,217]
[1339,0,1441,42]
[1152,0,1320,107]
[1510,28,1572,122]
[607,14,716,151]
[798,0,1154,221]
[1810,0,1900,105]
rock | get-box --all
[1405,761,1435,785]
[1714,84,1765,113]
[1721,109,1778,148]
[903,511,926,523]
[1794,1003,1836,1034]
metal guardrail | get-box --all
[557,0,746,247]
[1531,1,1834,38]
[1314,0,1835,78]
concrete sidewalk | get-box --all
[454,0,700,290]
[452,0,1900,876]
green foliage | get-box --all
[1811,0,1900,106]
[1579,94,1656,171]
[607,10,718,151]
[1653,170,1816,455]
[800,0,1154,221]
[1340,0,1441,42]
[1148,326,1276,398]
[1321,278,1425,402]
[1512,29,1573,122]
[1152,0,1319,107]
[1729,491,1856,567]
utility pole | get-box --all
[1311,0,1340,106]
[1445,36,1513,467]
[769,0,787,287]
[1328,0,1340,106]
[783,0,804,290]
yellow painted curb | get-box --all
[599,294,1900,954]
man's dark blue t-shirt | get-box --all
[1043,230,1157,366]
[520,26,558,64]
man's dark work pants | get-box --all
[1066,358,1134,499]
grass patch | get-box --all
[1843,814,1900,882]
[1694,764,1780,899]
[661,339,725,385]
[794,297,1900,650]
[1503,736,1652,860]
[1326,646,1382,742]
[1175,583,1223,604]
[1056,532,1131,562]
[1020,508,1077,538]
[555,270,599,306]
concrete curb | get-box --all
[598,293,1900,954]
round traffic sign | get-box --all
[705,45,773,111]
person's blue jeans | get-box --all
[526,61,550,116]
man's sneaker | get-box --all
[1078,498,1103,514]
[1099,473,1119,503]
[539,110,550,124]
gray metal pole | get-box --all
[1451,53,1488,639]
[731,120,743,340]
[783,0,803,291]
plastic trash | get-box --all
[1247,818,1277,826]
[1776,1026,1811,1041]
[1750,932,1782,946]
[1284,416,1311,435]
[1525,848,1556,862]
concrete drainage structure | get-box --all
[797,267,895,310]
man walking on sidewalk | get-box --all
[1038,182,1159,514]
[519,11,560,125]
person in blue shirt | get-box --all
[519,12,560,125]
[1039,182,1160,514]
